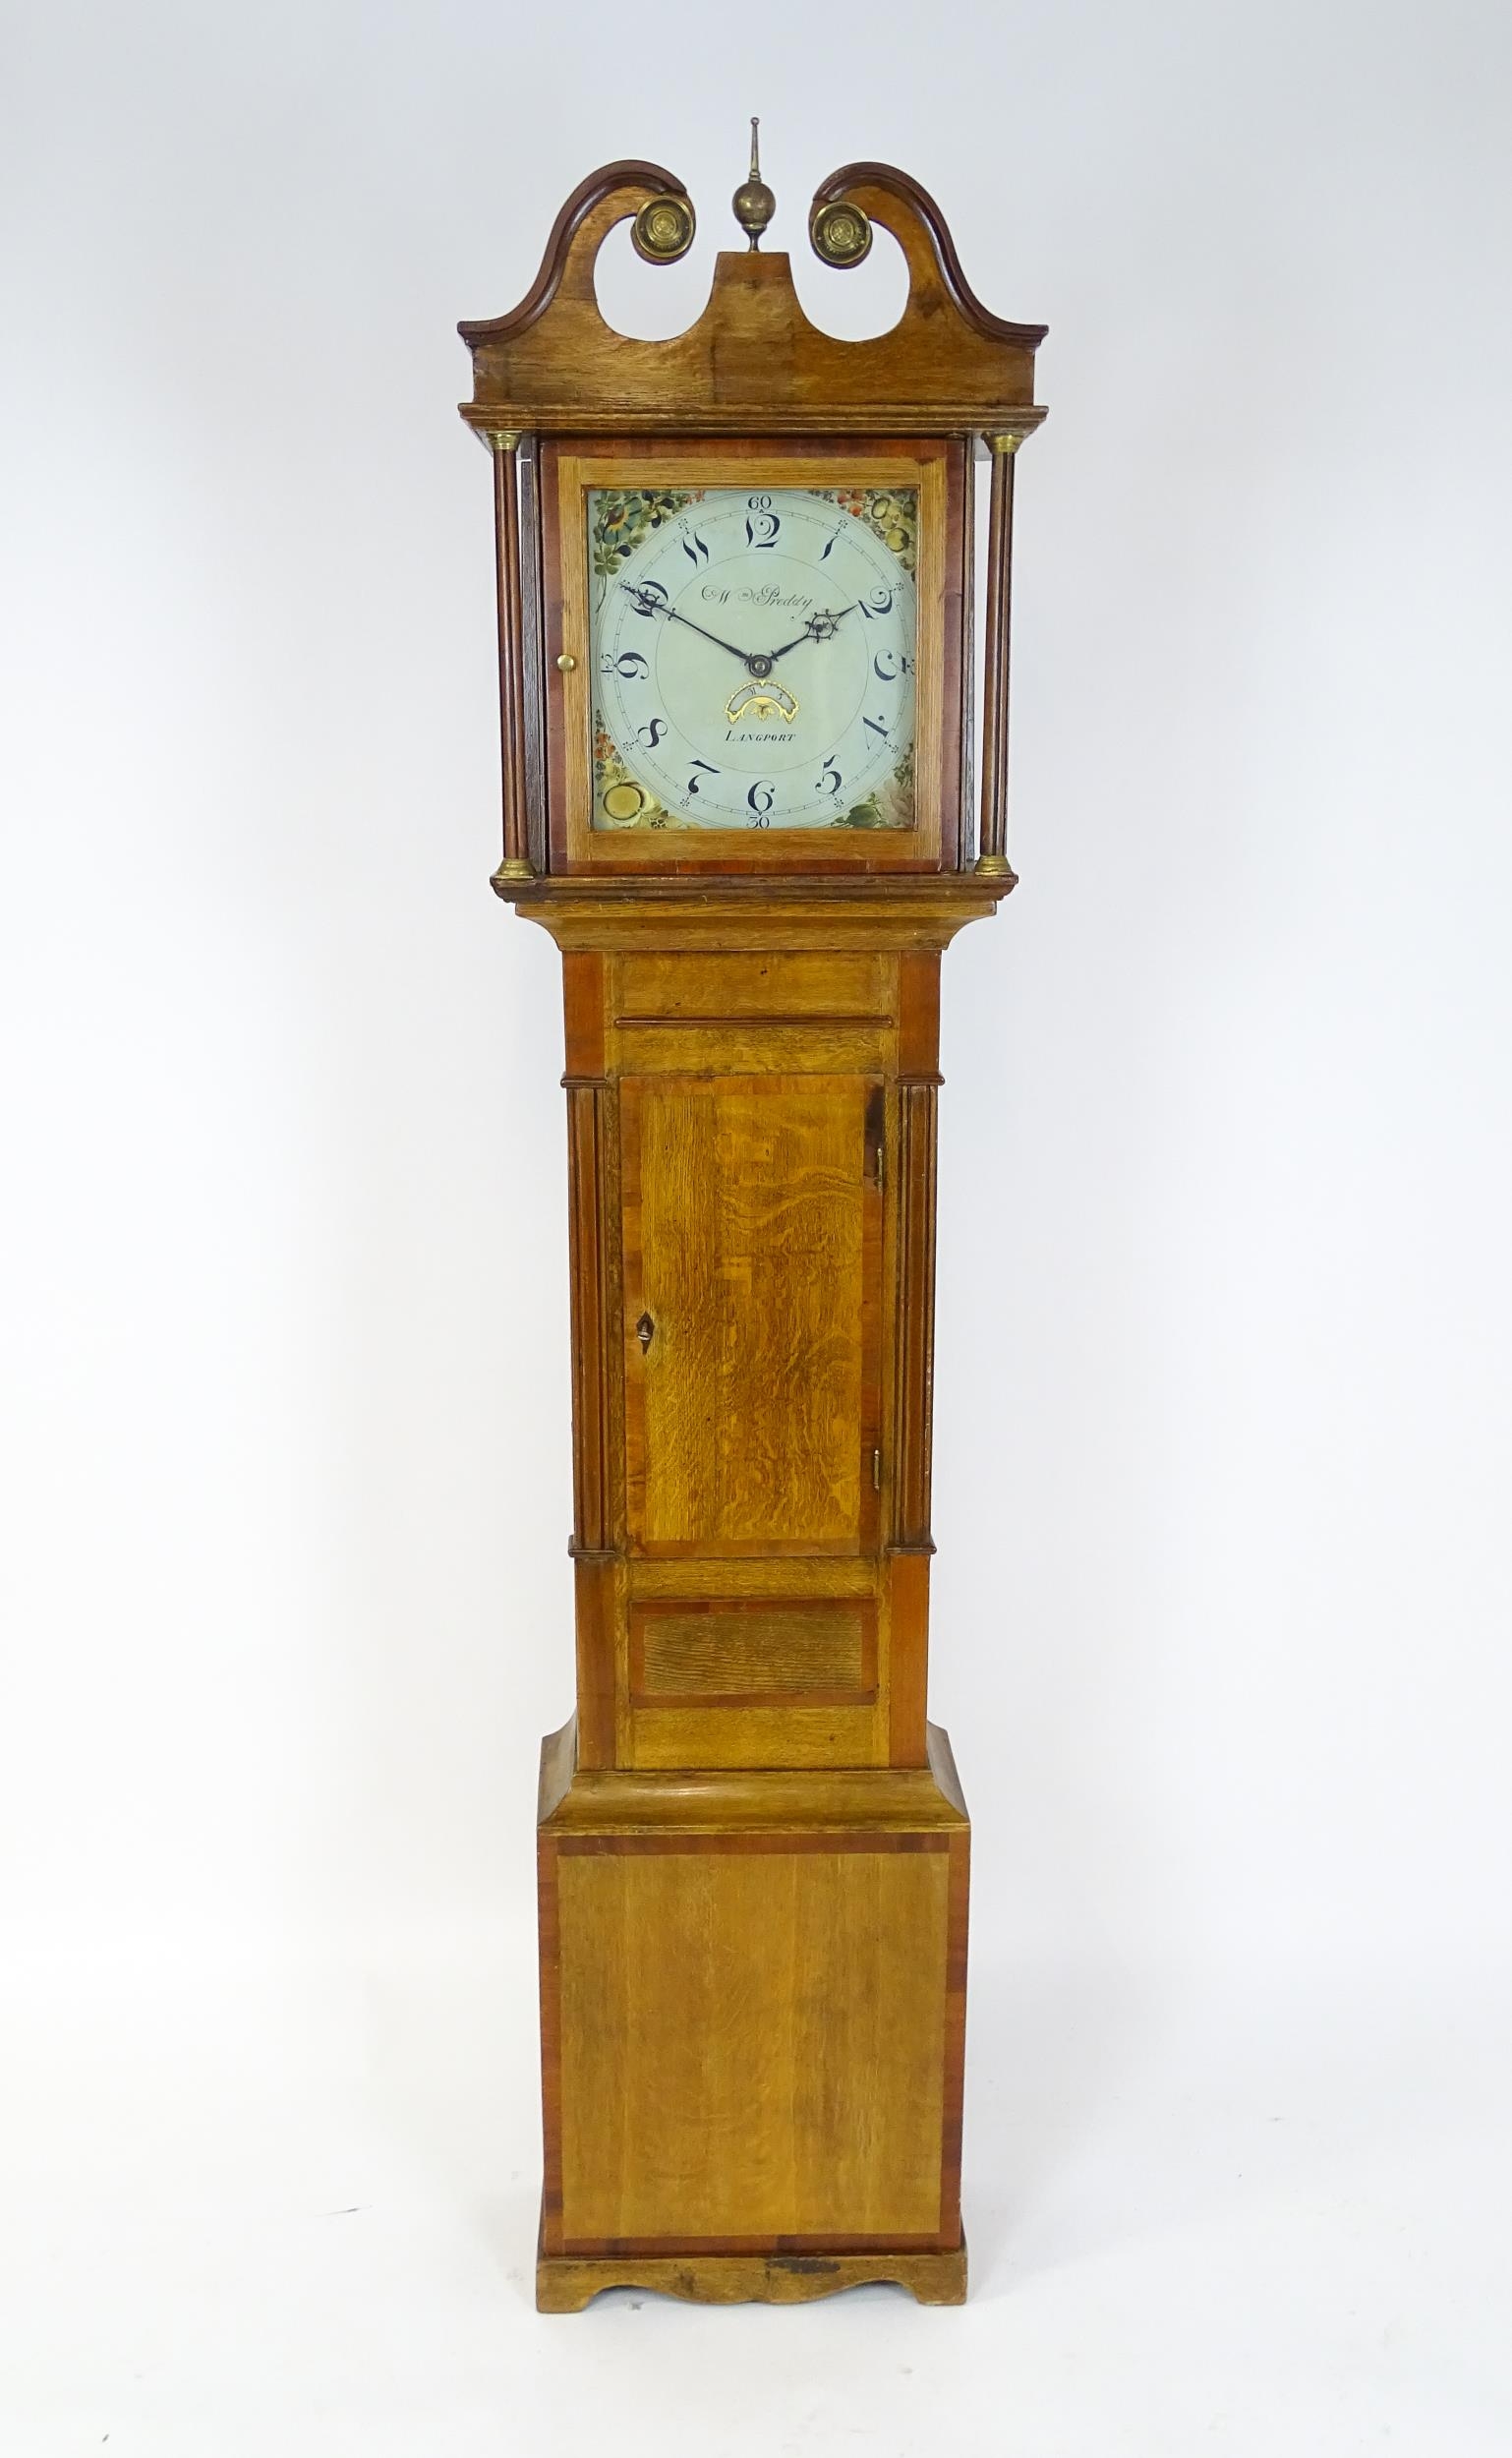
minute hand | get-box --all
[767,606,859,663]
[619,585,756,670]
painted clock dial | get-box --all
[588,485,918,832]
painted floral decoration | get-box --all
[589,489,705,586]
[833,743,914,829]
[593,716,668,829]
[809,485,918,575]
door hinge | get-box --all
[872,1447,883,1492]
[872,1138,885,1193]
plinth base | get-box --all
[536,1722,971,2278]
[537,2224,967,2311]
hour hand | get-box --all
[768,606,858,663]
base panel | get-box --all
[537,2231,967,2312]
[538,1720,970,2261]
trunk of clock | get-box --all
[528,899,982,2305]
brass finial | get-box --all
[731,116,776,250]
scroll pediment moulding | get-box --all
[458,153,1048,439]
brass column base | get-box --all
[537,2223,968,2312]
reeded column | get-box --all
[974,431,1022,880]
[488,429,534,884]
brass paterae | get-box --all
[632,191,695,263]
[810,199,873,266]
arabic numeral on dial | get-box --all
[744,496,781,549]
[636,717,667,750]
[686,759,720,796]
[862,714,889,740]
[681,528,710,563]
[818,526,843,561]
[858,587,894,620]
[747,780,775,819]
[601,649,649,679]
[873,651,900,683]
[816,756,843,796]
[628,580,669,616]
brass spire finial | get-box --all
[731,116,776,250]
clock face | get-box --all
[588,485,917,832]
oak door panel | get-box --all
[621,1074,882,1557]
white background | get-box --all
[3,1,1510,2450]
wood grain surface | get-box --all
[538,1717,968,1834]
[630,1598,875,1703]
[506,875,1011,948]
[458,157,1044,438]
[536,2236,967,2312]
[620,1072,881,1556]
[549,1836,955,2246]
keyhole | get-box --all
[636,1312,655,1355]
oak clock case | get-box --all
[457,146,1045,2312]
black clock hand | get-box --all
[766,606,859,664]
[618,585,760,671]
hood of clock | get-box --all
[457,157,1047,443]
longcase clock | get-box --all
[456,133,1046,2312]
